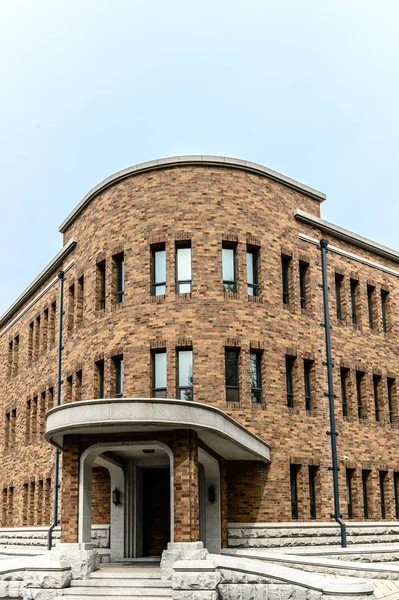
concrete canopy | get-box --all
[45,397,271,462]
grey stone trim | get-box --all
[295,209,399,263]
[45,397,271,462]
[228,521,399,529]
[59,156,326,233]
[0,237,77,333]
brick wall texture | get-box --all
[1,162,399,546]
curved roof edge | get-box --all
[59,155,326,233]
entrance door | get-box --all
[142,467,170,557]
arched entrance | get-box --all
[79,441,174,561]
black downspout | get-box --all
[319,239,347,548]
[47,270,65,551]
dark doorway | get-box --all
[142,467,170,556]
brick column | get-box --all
[61,436,80,543]
[173,430,199,543]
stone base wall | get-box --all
[0,524,109,548]
[228,521,399,549]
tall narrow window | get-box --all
[356,371,364,419]
[335,274,343,320]
[222,244,237,293]
[114,253,124,303]
[350,279,358,325]
[282,255,291,305]
[68,284,75,332]
[247,247,259,296]
[49,301,56,347]
[177,348,193,401]
[152,245,166,295]
[362,470,370,519]
[225,349,240,402]
[304,360,313,411]
[380,471,387,519]
[346,468,354,519]
[309,466,317,519]
[394,472,399,520]
[381,290,389,333]
[286,356,295,408]
[373,375,381,422]
[42,309,49,351]
[28,322,34,363]
[367,286,375,329]
[176,243,192,293]
[388,378,395,425]
[341,368,349,417]
[290,464,299,519]
[114,356,124,398]
[96,360,105,399]
[299,261,309,310]
[250,351,262,404]
[152,351,167,398]
[97,260,106,309]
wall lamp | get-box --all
[112,487,121,506]
[208,485,216,504]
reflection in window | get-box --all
[225,349,239,402]
[152,246,166,295]
[152,351,167,398]
[222,245,237,293]
[177,349,193,401]
[176,245,192,293]
[250,351,262,404]
[247,248,259,296]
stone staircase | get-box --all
[59,566,172,599]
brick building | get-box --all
[0,155,398,559]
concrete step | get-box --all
[70,580,170,588]
[90,571,162,580]
[60,588,172,597]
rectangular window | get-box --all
[97,260,106,309]
[177,348,193,401]
[247,247,259,296]
[250,351,262,404]
[335,274,343,320]
[68,284,75,333]
[373,375,381,422]
[49,301,56,347]
[367,285,375,329]
[362,470,370,519]
[350,279,358,325]
[304,360,313,411]
[346,468,354,519]
[96,360,105,399]
[356,371,364,419]
[395,472,399,520]
[222,244,237,293]
[114,357,124,398]
[341,368,349,417]
[76,276,84,325]
[66,376,73,403]
[309,466,317,519]
[225,349,240,402]
[152,351,167,398]
[380,471,387,519]
[176,243,192,294]
[388,378,395,425]
[290,464,299,519]
[282,255,291,305]
[381,290,389,333]
[299,261,309,310]
[114,253,124,303]
[286,355,295,408]
[152,245,166,295]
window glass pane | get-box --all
[155,284,166,296]
[154,352,166,389]
[178,282,191,294]
[226,387,239,402]
[222,248,235,282]
[247,253,254,285]
[178,350,193,387]
[250,353,259,388]
[155,250,166,284]
[226,351,238,386]
[177,247,191,281]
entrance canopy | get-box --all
[45,398,270,462]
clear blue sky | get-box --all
[1,0,398,315]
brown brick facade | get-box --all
[1,158,399,549]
